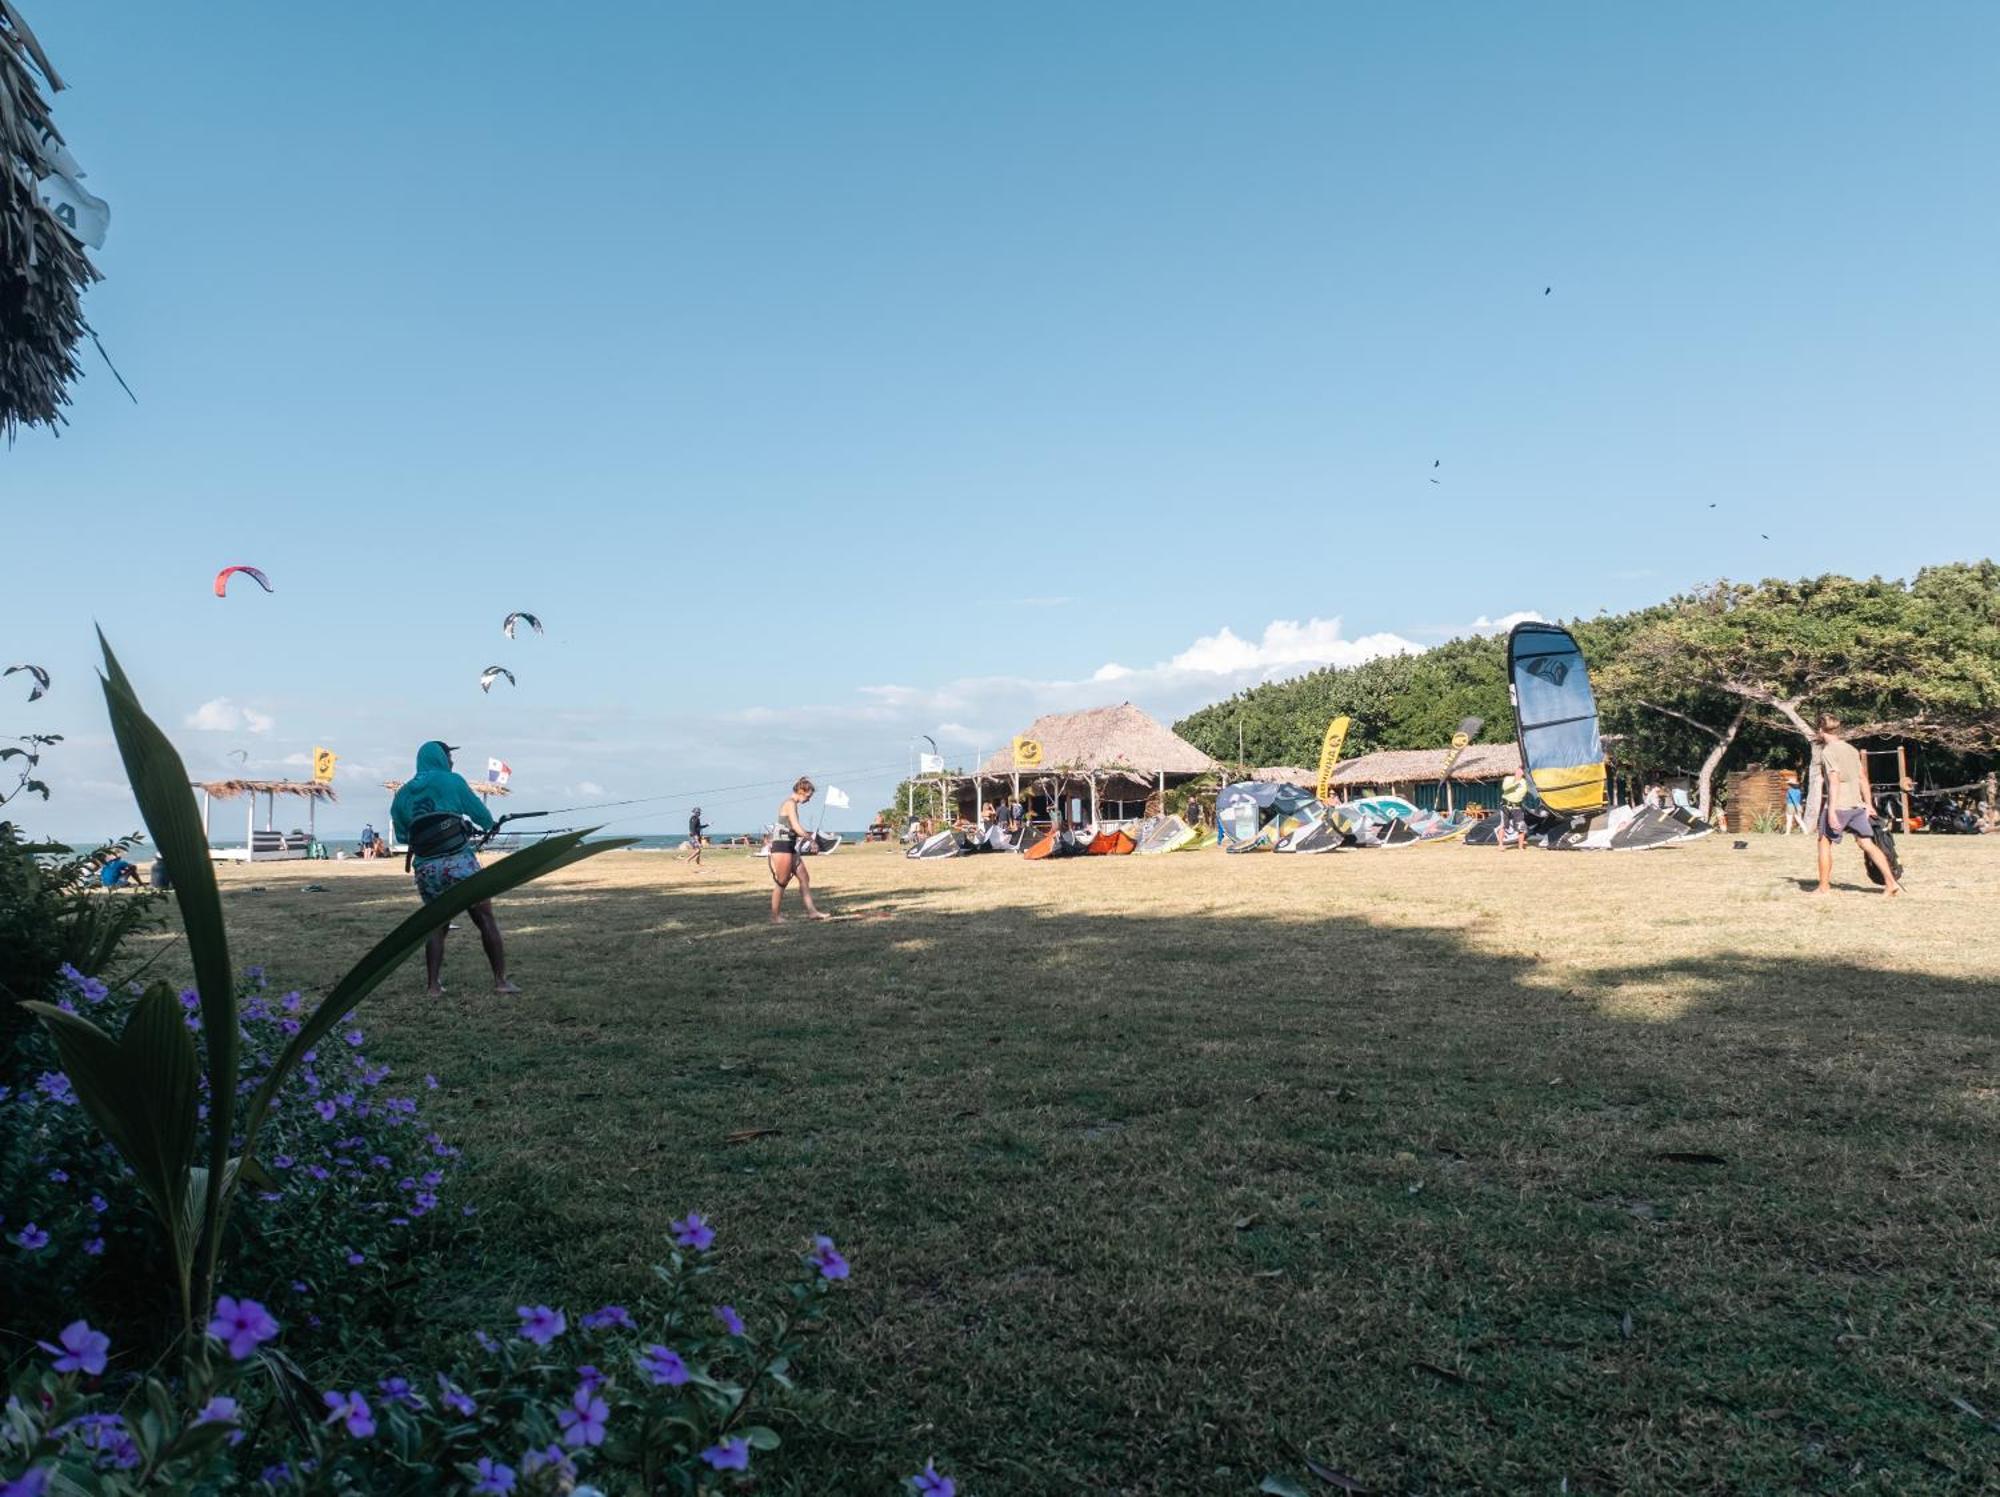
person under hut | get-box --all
[390,741,521,994]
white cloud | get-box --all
[1467,610,1547,635]
[576,780,605,797]
[1164,618,1422,676]
[186,698,275,735]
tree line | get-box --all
[1173,562,2000,815]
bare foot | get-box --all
[1884,886,1904,898]
[807,910,832,921]
[426,985,446,998]
[1805,886,1831,896]
[493,979,521,994]
[770,914,786,924]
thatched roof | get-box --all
[1252,766,1318,785]
[976,703,1219,777]
[2,3,98,437]
[381,779,510,798]
[1327,744,1521,786]
[192,779,340,802]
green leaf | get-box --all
[1261,1478,1311,1497]
[25,983,200,1272]
[740,1425,782,1451]
[95,632,238,1249]
[237,830,631,1155]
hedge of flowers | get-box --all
[3,965,474,1363]
[2,963,961,1492]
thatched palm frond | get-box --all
[1,0,98,438]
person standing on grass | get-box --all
[768,776,829,923]
[1810,715,1901,897]
[391,741,520,994]
[1783,773,1806,835]
[1498,773,1531,851]
[682,807,710,868]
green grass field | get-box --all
[191,834,2000,1494]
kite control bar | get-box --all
[476,811,549,847]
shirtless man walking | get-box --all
[1811,715,1901,897]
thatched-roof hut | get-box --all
[382,779,511,799]
[1325,744,1522,813]
[952,703,1219,827]
[192,779,339,862]
[2,2,100,437]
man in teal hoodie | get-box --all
[390,741,518,996]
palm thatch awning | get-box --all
[1327,744,1521,787]
[975,703,1219,777]
[192,779,340,802]
[381,779,510,798]
[2,2,99,437]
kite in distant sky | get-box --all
[480,666,516,694]
[213,565,273,597]
[5,664,50,701]
[502,611,543,639]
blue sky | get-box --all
[9,2,1997,836]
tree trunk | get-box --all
[1694,703,1749,818]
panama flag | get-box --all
[824,786,851,809]
[486,758,512,786]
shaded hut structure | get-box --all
[1325,744,1523,814]
[2,3,103,437]
[194,779,338,862]
[960,703,1218,828]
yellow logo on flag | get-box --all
[1451,731,1470,749]
[1012,737,1043,769]
[312,747,338,783]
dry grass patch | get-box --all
[147,834,2000,1494]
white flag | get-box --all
[824,786,850,809]
[918,753,945,773]
[38,171,110,250]
[486,758,512,786]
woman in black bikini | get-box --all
[769,776,829,923]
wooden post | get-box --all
[246,797,256,862]
[1089,773,1100,828]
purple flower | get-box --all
[314,1100,337,1122]
[425,1073,441,1089]
[46,1168,68,1184]
[282,990,302,1011]
[344,1029,366,1048]
[207,1295,280,1359]
[517,1305,566,1346]
[474,1329,501,1354]
[469,1457,516,1494]
[66,1413,139,1470]
[1,1465,52,1496]
[581,1304,634,1332]
[346,1250,365,1266]
[638,1344,688,1386]
[521,1445,574,1480]
[701,1437,751,1471]
[89,1193,109,1215]
[13,1222,50,1251]
[810,1234,850,1280]
[911,1460,957,1496]
[273,1154,293,1170]
[33,1071,73,1106]
[671,1211,715,1251]
[713,1304,745,1337]
[436,1374,477,1417]
[575,1363,606,1392]
[377,1376,425,1409]
[195,1396,240,1435]
[83,1237,105,1256]
[40,1320,110,1376]
[321,1390,376,1439]
[246,964,265,984]
[557,1385,609,1447]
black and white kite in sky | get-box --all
[480,666,516,694]
[6,664,50,702]
[502,611,543,639]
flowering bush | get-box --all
[0,1220,959,1494]
[1,964,473,1362]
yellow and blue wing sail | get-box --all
[1507,622,1607,816]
